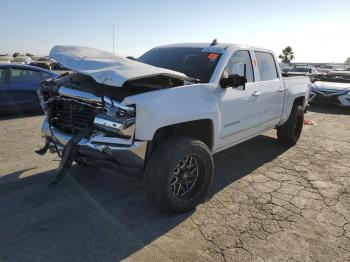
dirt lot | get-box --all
[0,105,350,262]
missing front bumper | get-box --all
[41,117,147,168]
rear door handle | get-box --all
[252,91,261,97]
[277,88,284,92]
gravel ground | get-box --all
[0,105,349,262]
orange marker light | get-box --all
[208,53,219,60]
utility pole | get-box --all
[112,24,115,54]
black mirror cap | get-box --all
[220,74,247,89]
[220,77,231,88]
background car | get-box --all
[288,65,319,82]
[321,64,346,71]
[0,55,13,64]
[11,55,32,64]
[0,64,58,113]
[309,71,350,106]
[30,56,54,70]
[281,66,293,73]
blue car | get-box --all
[0,64,58,113]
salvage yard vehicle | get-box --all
[12,55,32,65]
[37,43,310,213]
[30,56,55,70]
[0,64,58,113]
[286,65,319,82]
[0,55,13,64]
[309,71,350,106]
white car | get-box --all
[37,43,310,213]
[310,71,350,106]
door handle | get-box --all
[277,88,284,92]
[252,91,261,97]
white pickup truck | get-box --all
[38,42,310,213]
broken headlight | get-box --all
[94,100,136,139]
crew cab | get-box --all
[37,43,310,213]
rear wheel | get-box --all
[143,136,214,213]
[277,104,304,145]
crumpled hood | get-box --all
[49,45,191,87]
[312,81,350,92]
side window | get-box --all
[9,69,42,82]
[225,50,254,83]
[0,69,10,84]
[254,52,278,81]
[0,69,5,84]
[40,72,52,80]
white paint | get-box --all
[122,43,309,152]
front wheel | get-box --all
[143,136,214,213]
[277,104,304,146]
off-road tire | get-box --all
[143,136,214,213]
[277,104,304,145]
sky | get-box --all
[0,0,349,63]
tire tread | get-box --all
[144,136,213,213]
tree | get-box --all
[345,57,350,64]
[278,46,295,63]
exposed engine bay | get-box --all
[41,72,186,102]
[37,45,194,185]
[37,69,188,185]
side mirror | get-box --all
[220,63,247,89]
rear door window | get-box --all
[9,69,42,82]
[0,69,5,84]
[0,69,10,84]
[254,52,278,81]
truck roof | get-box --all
[154,43,273,54]
[156,43,233,49]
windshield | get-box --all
[138,47,222,83]
[292,67,310,72]
[318,74,350,83]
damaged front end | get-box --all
[37,45,194,184]
[38,73,148,181]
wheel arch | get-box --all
[279,95,306,126]
[149,119,214,154]
[293,96,305,107]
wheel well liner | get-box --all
[151,119,214,151]
[294,96,305,107]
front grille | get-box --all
[50,99,98,134]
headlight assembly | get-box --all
[95,98,136,139]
